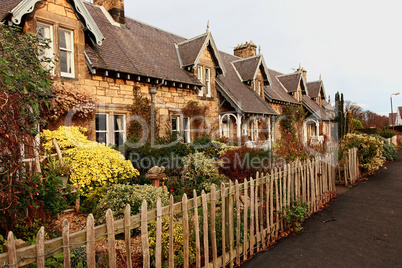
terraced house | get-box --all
[1,0,334,147]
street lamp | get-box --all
[390,92,400,130]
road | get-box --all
[241,150,402,267]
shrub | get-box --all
[219,147,273,182]
[148,217,196,267]
[373,135,398,162]
[341,133,384,174]
[275,131,310,161]
[41,126,139,195]
[93,184,169,224]
[81,186,108,213]
[182,152,229,196]
[282,200,310,232]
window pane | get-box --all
[114,115,124,130]
[115,132,124,146]
[59,29,72,50]
[172,118,177,131]
[96,132,107,144]
[96,114,107,131]
[60,50,68,73]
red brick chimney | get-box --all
[234,41,257,58]
[94,0,125,24]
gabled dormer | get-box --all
[306,79,327,106]
[176,31,225,98]
[276,70,308,103]
[231,55,271,99]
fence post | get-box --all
[141,200,150,268]
[210,185,218,267]
[201,190,209,266]
[86,214,95,268]
[36,226,45,268]
[6,231,17,267]
[229,181,234,267]
[169,195,174,268]
[235,180,241,265]
[249,177,255,254]
[193,190,201,268]
[124,204,132,268]
[63,219,71,268]
[106,209,116,268]
[220,183,226,266]
[182,194,189,268]
[156,198,162,268]
[243,179,249,258]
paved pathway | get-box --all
[241,150,402,267]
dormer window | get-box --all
[59,28,74,78]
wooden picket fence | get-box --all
[339,148,360,186]
[1,154,340,268]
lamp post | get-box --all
[390,92,400,130]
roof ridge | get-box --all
[177,32,208,46]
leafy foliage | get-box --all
[279,105,306,140]
[45,81,97,122]
[0,25,53,234]
[341,133,384,174]
[93,184,169,224]
[275,131,310,161]
[282,200,310,232]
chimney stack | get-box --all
[94,0,125,24]
[234,41,257,58]
[296,66,307,81]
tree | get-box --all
[0,25,53,233]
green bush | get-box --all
[383,143,398,161]
[282,199,310,232]
[341,133,384,174]
[93,184,169,224]
[182,152,229,196]
[81,186,108,213]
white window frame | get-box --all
[257,80,261,95]
[205,67,211,97]
[36,22,54,73]
[96,113,109,144]
[197,66,203,96]
[59,28,75,78]
[113,114,126,146]
[171,116,181,132]
[183,117,191,143]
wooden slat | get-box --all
[124,204,132,268]
[106,209,116,268]
[229,181,234,268]
[243,179,249,258]
[156,198,162,268]
[210,185,218,267]
[274,168,279,238]
[254,175,260,250]
[235,180,241,265]
[220,184,226,266]
[182,194,189,268]
[193,190,201,268]
[37,227,45,268]
[269,172,274,242]
[141,200,150,268]
[63,219,71,268]
[6,232,17,267]
[265,174,270,243]
[249,177,255,254]
[169,195,174,268]
[86,214,95,268]
[202,190,209,266]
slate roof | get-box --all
[216,52,277,115]
[307,80,326,100]
[302,95,330,121]
[84,3,202,86]
[0,0,20,20]
[265,68,299,105]
[232,55,262,82]
[177,34,208,67]
[277,72,303,93]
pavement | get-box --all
[241,150,402,268]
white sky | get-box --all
[125,0,402,116]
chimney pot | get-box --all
[94,0,125,24]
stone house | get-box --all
[1,0,281,148]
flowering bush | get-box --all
[275,131,310,161]
[341,133,384,174]
[40,126,139,194]
[182,152,228,195]
[219,147,273,182]
[93,184,169,224]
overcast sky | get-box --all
[124,0,402,116]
